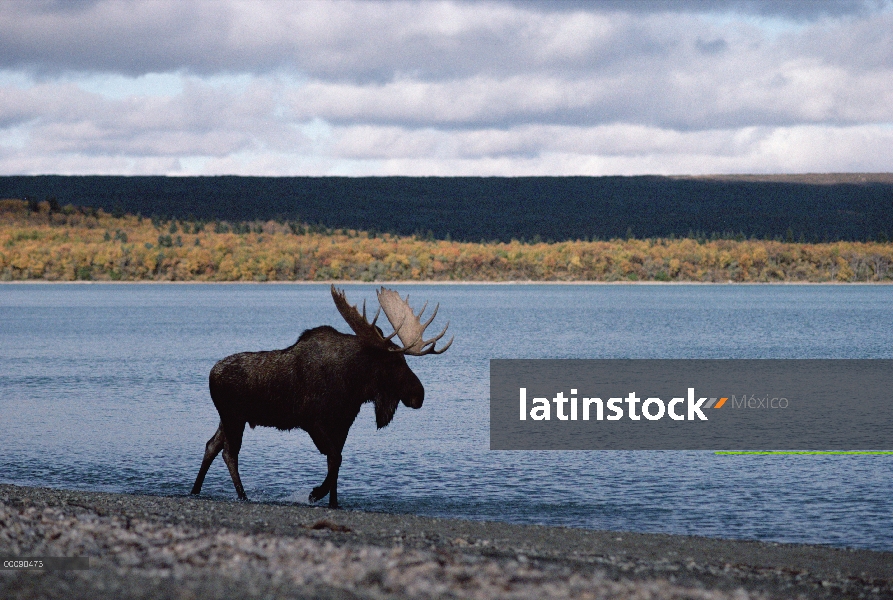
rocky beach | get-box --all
[1,484,890,599]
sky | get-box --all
[0,0,891,176]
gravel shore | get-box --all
[1,484,890,599]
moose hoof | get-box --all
[309,488,326,503]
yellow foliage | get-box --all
[0,209,891,282]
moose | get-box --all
[190,285,452,508]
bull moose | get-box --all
[190,285,452,507]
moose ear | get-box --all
[374,394,399,429]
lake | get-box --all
[1,283,891,551]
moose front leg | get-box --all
[306,426,347,508]
[309,453,342,508]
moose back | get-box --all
[190,285,452,508]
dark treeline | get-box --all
[1,175,890,242]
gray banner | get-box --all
[490,360,893,450]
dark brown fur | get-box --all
[190,325,424,508]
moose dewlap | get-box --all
[190,285,452,508]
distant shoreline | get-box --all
[3,202,891,283]
[2,279,892,285]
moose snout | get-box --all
[402,392,424,409]
[401,378,425,409]
[397,369,425,409]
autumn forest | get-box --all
[2,199,890,283]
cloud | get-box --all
[0,2,659,80]
[0,0,891,175]
[6,1,887,79]
[513,0,886,19]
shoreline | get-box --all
[2,484,890,599]
[2,279,892,285]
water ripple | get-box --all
[1,283,891,551]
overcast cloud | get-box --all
[0,0,891,175]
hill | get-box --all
[0,175,890,243]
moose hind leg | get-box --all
[221,421,248,500]
[191,424,226,495]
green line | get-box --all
[715,451,893,455]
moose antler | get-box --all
[377,288,453,355]
[331,286,400,347]
[331,286,452,355]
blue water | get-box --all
[1,283,891,551]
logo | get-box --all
[490,359,889,450]
[518,388,729,421]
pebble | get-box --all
[1,487,890,600]
[1,500,760,599]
